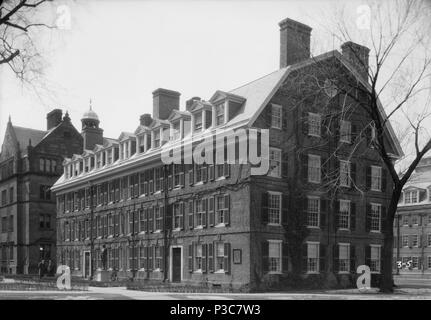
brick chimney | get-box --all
[140,113,153,126]
[47,109,63,130]
[152,88,180,120]
[341,41,370,80]
[186,97,201,111]
[279,17,312,68]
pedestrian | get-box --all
[38,259,46,279]
[47,259,54,277]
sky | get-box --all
[0,0,429,162]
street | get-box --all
[0,281,430,300]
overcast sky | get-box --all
[0,0,428,155]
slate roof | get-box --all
[12,125,47,155]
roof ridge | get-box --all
[229,67,288,93]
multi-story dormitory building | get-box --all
[393,157,431,278]
[51,17,403,290]
[0,110,83,274]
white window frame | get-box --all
[271,104,282,129]
[306,241,320,274]
[405,190,418,204]
[402,235,409,247]
[370,203,381,233]
[412,234,419,247]
[339,120,351,143]
[370,244,381,274]
[269,148,282,178]
[339,199,351,230]
[339,160,351,187]
[338,242,350,273]
[268,240,282,274]
[371,166,382,191]
[308,154,321,184]
[308,113,321,137]
[307,196,320,228]
[268,191,282,226]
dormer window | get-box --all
[405,190,418,204]
[216,104,225,126]
[107,149,113,164]
[96,153,102,168]
[154,130,161,148]
[171,122,181,141]
[194,113,203,132]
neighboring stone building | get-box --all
[51,17,403,290]
[0,110,83,274]
[393,157,431,277]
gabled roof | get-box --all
[118,132,136,141]
[167,110,191,122]
[242,50,403,158]
[12,125,47,155]
[209,90,246,104]
[103,137,119,147]
[151,119,170,129]
[134,125,151,136]
[189,100,213,113]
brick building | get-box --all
[51,18,403,290]
[393,156,431,277]
[0,110,83,274]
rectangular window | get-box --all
[271,104,282,129]
[340,160,351,187]
[371,166,382,191]
[268,192,282,225]
[171,122,181,140]
[195,199,204,227]
[9,187,13,203]
[412,215,418,225]
[412,256,419,269]
[402,235,409,247]
[269,148,282,178]
[339,200,350,230]
[216,242,224,271]
[308,113,321,137]
[370,203,381,232]
[338,243,350,273]
[405,191,418,204]
[1,190,6,206]
[307,242,319,273]
[173,203,183,229]
[194,113,202,132]
[370,245,381,273]
[339,120,351,143]
[154,206,162,231]
[8,215,13,232]
[412,234,419,247]
[268,241,282,273]
[215,195,229,225]
[307,197,320,227]
[428,256,431,269]
[195,244,203,271]
[216,104,225,126]
[428,234,431,247]
[308,155,321,183]
[153,131,160,148]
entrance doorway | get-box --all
[83,251,91,278]
[171,247,182,283]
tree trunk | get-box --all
[380,187,402,293]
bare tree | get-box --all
[305,0,431,292]
[0,0,53,83]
